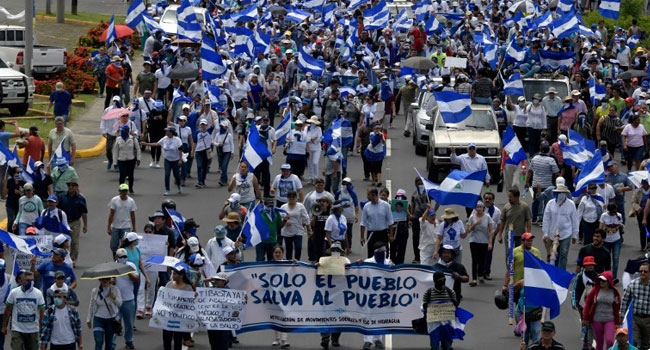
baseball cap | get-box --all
[223,245,236,255]
[330,241,343,251]
[125,232,143,242]
[55,157,68,166]
[52,248,68,257]
[25,227,37,235]
[119,183,129,191]
[616,328,629,336]
[199,119,208,125]
[54,270,66,278]
[228,193,241,203]
[342,177,352,184]
[213,225,227,239]
[181,104,191,110]
[582,256,596,265]
[280,163,292,170]
[467,142,476,148]
[54,234,70,245]
[541,321,555,332]
[115,248,128,258]
[47,195,58,202]
[23,183,33,191]
[178,115,188,121]
[149,211,165,220]
[215,272,229,281]
[521,232,535,240]
[187,236,200,252]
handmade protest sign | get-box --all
[196,287,246,330]
[149,287,199,332]
[139,234,168,272]
[426,302,456,323]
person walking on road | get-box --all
[542,184,578,270]
[583,271,620,350]
[423,271,459,350]
[162,265,193,350]
[45,82,73,124]
[114,248,139,350]
[51,157,78,198]
[467,201,493,286]
[104,56,125,109]
[39,288,83,350]
[620,262,650,349]
[48,117,77,167]
[13,182,43,236]
[87,277,122,350]
[141,126,183,195]
[360,188,394,258]
[2,271,45,350]
[113,125,141,193]
[228,162,262,210]
[106,184,137,256]
[56,179,88,265]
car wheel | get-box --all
[8,104,28,116]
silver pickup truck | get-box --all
[0,25,67,79]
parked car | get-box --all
[159,4,208,36]
[0,25,67,79]
[0,57,35,116]
[522,76,570,101]
[425,104,501,183]
[409,91,436,156]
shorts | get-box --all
[625,145,644,163]
[368,160,383,174]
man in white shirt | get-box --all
[106,184,137,256]
[450,143,490,184]
[205,225,237,268]
[2,271,45,349]
[542,184,579,270]
[299,72,319,99]
[154,61,171,102]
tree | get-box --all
[71,0,77,15]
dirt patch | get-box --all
[35,21,89,52]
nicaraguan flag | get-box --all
[243,124,273,170]
[339,86,356,97]
[278,93,290,108]
[303,0,325,10]
[431,169,487,208]
[176,0,201,42]
[143,13,166,34]
[539,50,575,70]
[363,0,389,30]
[23,156,35,184]
[322,118,353,148]
[424,15,443,34]
[242,204,272,247]
[560,130,595,169]
[503,73,524,96]
[0,142,16,166]
[428,307,474,340]
[53,138,71,163]
[286,9,310,22]
[393,9,413,31]
[166,208,185,239]
[34,212,71,235]
[413,0,431,22]
[628,35,640,49]
[349,0,369,10]
[105,14,117,48]
[524,250,575,319]
[505,40,526,63]
[201,34,226,80]
[551,9,579,39]
[530,10,552,30]
[252,29,271,55]
[0,230,34,255]
[206,85,225,111]
[599,0,620,19]
[147,255,182,268]
[322,3,336,26]
[433,91,472,124]
[233,5,258,22]
[588,78,606,105]
[275,111,292,146]
[126,0,146,28]
[172,88,193,104]
[298,46,325,77]
[557,0,575,13]
[503,125,527,164]
[577,24,598,38]
[622,301,634,345]
[483,44,497,69]
[573,154,605,196]
[415,168,439,198]
[504,11,527,30]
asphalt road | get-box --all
[31,124,642,350]
[0,0,128,17]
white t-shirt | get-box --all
[599,212,622,242]
[6,286,45,333]
[114,261,137,301]
[621,124,648,148]
[272,174,303,203]
[158,136,183,161]
[324,214,348,241]
[437,220,465,250]
[231,80,251,102]
[51,307,76,345]
[108,196,137,229]
[597,184,616,207]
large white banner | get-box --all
[149,287,200,332]
[224,262,434,335]
[139,234,168,272]
[196,287,246,330]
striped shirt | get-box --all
[529,154,559,188]
[621,278,650,319]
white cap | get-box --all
[116,248,128,257]
[199,119,208,125]
[54,234,70,245]
[187,236,200,253]
[181,103,191,110]
[555,176,566,186]
[178,115,188,121]
[125,232,143,242]
[223,245,236,255]
[228,193,241,202]
[112,95,121,102]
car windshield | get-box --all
[436,109,496,129]
[161,9,177,24]
[523,80,569,101]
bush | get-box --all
[77,21,141,50]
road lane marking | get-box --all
[386,139,392,157]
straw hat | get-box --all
[441,208,459,220]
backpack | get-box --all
[40,208,63,223]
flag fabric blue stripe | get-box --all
[177,0,201,42]
[539,50,575,70]
[126,0,146,28]
[503,125,527,164]
[415,168,439,198]
[433,91,472,124]
[572,154,605,196]
[524,250,575,319]
[242,204,272,247]
[551,9,579,39]
[275,112,292,146]
[243,125,272,170]
[503,73,524,96]
[431,170,486,208]
[298,46,325,77]
[106,15,117,48]
[599,0,620,19]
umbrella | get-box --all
[167,67,199,80]
[268,6,288,15]
[100,25,135,42]
[81,262,136,280]
[102,108,131,120]
[401,56,436,70]
[617,70,647,80]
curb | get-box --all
[16,137,106,159]
[35,15,97,26]
[0,219,6,231]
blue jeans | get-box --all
[97,72,106,96]
[604,239,622,278]
[164,159,182,191]
[195,149,209,185]
[325,172,341,195]
[556,237,572,270]
[119,299,136,346]
[527,127,542,156]
[524,319,541,344]
[17,222,29,235]
[217,150,231,184]
[429,326,453,350]
[520,63,541,78]
[93,316,114,350]
[283,235,303,260]
[110,228,130,254]
[473,96,492,104]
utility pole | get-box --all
[24,0,34,77]
[56,0,64,23]
[71,0,78,15]
[46,0,52,14]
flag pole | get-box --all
[508,224,515,325]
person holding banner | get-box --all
[162,265,194,350]
[206,273,233,350]
[280,191,311,261]
[423,271,459,350]
[310,196,333,263]
[271,246,291,349]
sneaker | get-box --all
[374,340,385,350]
[281,341,290,349]
[149,161,154,168]
[136,310,144,319]
[177,185,183,194]
[164,190,170,196]
[231,337,239,344]
[363,342,373,350]
[125,344,135,350]
[195,183,202,188]
[331,340,340,347]
[155,162,161,168]
[320,341,329,350]
[145,308,152,317]
[412,260,420,264]
[272,340,280,346]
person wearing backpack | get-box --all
[36,195,70,236]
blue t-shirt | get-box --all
[49,90,72,116]
[36,261,76,291]
[0,132,11,148]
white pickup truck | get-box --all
[0,56,35,116]
[0,25,67,79]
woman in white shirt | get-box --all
[230,73,252,109]
[511,96,529,154]
[306,116,323,185]
[280,191,311,260]
[174,115,195,186]
[194,120,212,188]
[361,95,377,127]
[227,162,262,210]
[419,206,439,266]
[141,126,183,195]
[577,182,603,245]
[285,120,309,178]
[87,277,122,350]
[525,93,547,156]
[599,202,623,277]
[213,121,234,186]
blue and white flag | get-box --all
[243,125,273,170]
[433,91,472,124]
[628,35,641,49]
[413,0,431,22]
[146,255,182,268]
[588,78,606,105]
[303,0,325,10]
[560,130,595,169]
[201,34,226,80]
[322,118,353,148]
[177,0,201,42]
[233,5,258,22]
[286,9,310,22]
[298,46,325,77]
[530,10,552,30]
[241,204,272,247]
[339,86,356,97]
[393,9,413,31]
[53,138,71,163]
[524,250,575,319]
[503,73,524,96]
[275,111,292,147]
[206,85,225,111]
[622,301,634,345]
[415,168,439,198]
[0,142,16,166]
[428,307,474,340]
[252,29,271,55]
[34,209,71,234]
[503,125,527,164]
[539,50,575,70]
[505,40,526,63]
[363,0,389,30]
[424,14,443,34]
[431,169,487,208]
[105,14,117,48]
[573,153,605,196]
[599,0,620,19]
[322,3,336,26]
[24,156,36,184]
[0,230,34,255]
[504,11,528,30]
[126,0,146,28]
[557,0,575,12]
[143,13,166,34]
[232,27,254,58]
[172,88,193,104]
[166,208,185,239]
[550,9,579,39]
[483,44,498,69]
[278,93,290,108]
[349,0,369,10]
